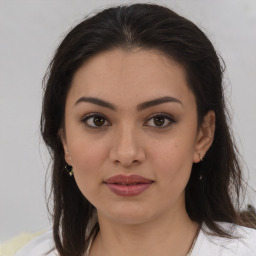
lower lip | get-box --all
[105,183,152,196]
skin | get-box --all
[61,49,215,256]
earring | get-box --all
[198,154,203,180]
[65,164,73,176]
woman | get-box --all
[15,3,256,256]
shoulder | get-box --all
[192,222,256,256]
[232,224,256,254]
[14,230,56,256]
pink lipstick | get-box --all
[104,174,153,196]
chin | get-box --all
[98,203,154,225]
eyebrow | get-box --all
[74,96,182,111]
[137,96,182,111]
[75,97,116,110]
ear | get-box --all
[193,110,215,163]
[59,129,72,166]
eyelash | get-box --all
[81,113,111,129]
[81,112,175,129]
[145,113,175,128]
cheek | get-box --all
[150,138,195,189]
[68,138,109,193]
[67,128,109,166]
[71,142,106,167]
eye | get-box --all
[145,113,175,128]
[81,113,110,128]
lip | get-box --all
[104,174,153,196]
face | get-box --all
[61,49,214,224]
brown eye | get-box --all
[82,114,110,128]
[93,116,105,126]
[145,113,174,128]
[153,116,165,126]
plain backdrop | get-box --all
[0,0,255,243]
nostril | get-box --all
[114,159,140,167]
[109,139,146,166]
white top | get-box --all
[15,223,256,256]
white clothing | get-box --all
[14,230,55,256]
[15,223,256,256]
[191,223,256,256]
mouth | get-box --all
[104,174,153,196]
[110,182,147,185]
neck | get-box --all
[90,207,199,256]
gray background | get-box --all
[0,0,255,243]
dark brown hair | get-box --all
[41,3,255,256]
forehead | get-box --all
[68,49,195,108]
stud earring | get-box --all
[199,154,203,162]
[65,164,73,176]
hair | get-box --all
[40,3,255,256]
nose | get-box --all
[109,125,145,167]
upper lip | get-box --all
[104,174,153,184]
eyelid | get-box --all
[81,112,111,128]
[80,112,175,129]
[144,112,175,128]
